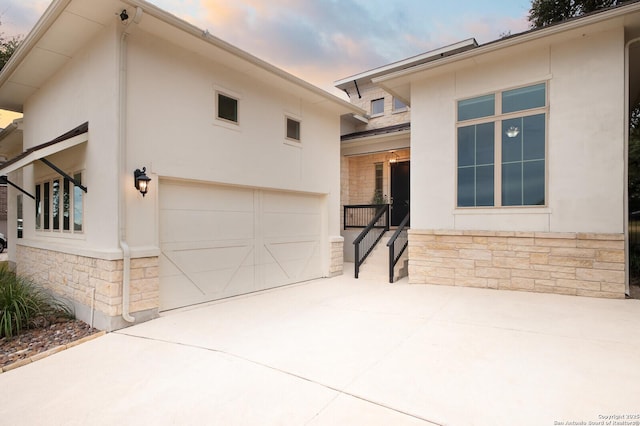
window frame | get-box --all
[35,171,84,235]
[370,98,384,117]
[285,116,301,143]
[455,82,549,209]
[392,97,408,113]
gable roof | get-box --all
[0,0,363,116]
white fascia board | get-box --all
[334,38,478,88]
[373,2,640,86]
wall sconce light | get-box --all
[506,126,520,138]
[389,151,399,163]
[134,167,151,197]
[119,9,129,23]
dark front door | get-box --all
[391,161,410,226]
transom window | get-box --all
[456,83,547,207]
[217,92,238,123]
[371,98,384,116]
[36,172,83,233]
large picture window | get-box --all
[36,172,83,233]
[456,83,547,207]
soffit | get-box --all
[0,0,125,112]
[0,0,362,116]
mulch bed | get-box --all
[0,318,100,369]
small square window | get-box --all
[217,93,238,123]
[286,117,301,141]
[371,98,384,116]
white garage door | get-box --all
[159,180,323,311]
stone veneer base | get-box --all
[329,236,344,277]
[408,230,626,299]
[16,245,160,331]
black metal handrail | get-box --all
[344,204,389,229]
[386,212,410,283]
[353,205,390,278]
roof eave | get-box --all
[373,1,640,86]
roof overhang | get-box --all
[0,0,364,117]
[334,38,478,91]
[373,1,640,102]
[0,122,88,175]
[0,118,24,159]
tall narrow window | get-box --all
[63,178,70,231]
[17,194,23,239]
[457,123,495,207]
[43,182,50,230]
[35,184,41,230]
[52,179,60,230]
[375,163,383,202]
[74,173,83,232]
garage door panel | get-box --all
[262,213,320,238]
[262,191,321,213]
[160,210,254,243]
[160,181,324,311]
[166,245,253,273]
[160,182,254,211]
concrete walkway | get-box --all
[1,264,639,425]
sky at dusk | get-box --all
[1,0,532,102]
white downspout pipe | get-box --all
[624,36,640,297]
[119,7,143,323]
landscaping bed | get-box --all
[0,318,100,370]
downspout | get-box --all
[624,36,640,297]
[119,7,143,323]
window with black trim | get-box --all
[456,83,547,208]
[217,92,238,123]
[35,172,83,233]
[286,117,301,141]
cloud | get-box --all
[0,0,47,38]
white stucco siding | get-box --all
[410,26,625,234]
[20,24,121,254]
[547,28,625,233]
[123,29,341,261]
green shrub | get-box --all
[0,268,72,338]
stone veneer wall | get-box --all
[16,245,160,330]
[409,230,625,299]
[329,237,344,277]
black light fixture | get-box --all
[119,9,129,23]
[134,167,151,197]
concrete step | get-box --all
[357,232,409,282]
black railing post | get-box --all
[353,204,390,279]
[355,243,360,279]
[387,212,410,283]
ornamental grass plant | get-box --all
[0,267,72,338]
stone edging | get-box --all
[0,331,107,373]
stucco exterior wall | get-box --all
[123,28,344,276]
[406,25,627,298]
[411,27,625,234]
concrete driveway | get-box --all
[1,264,639,425]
